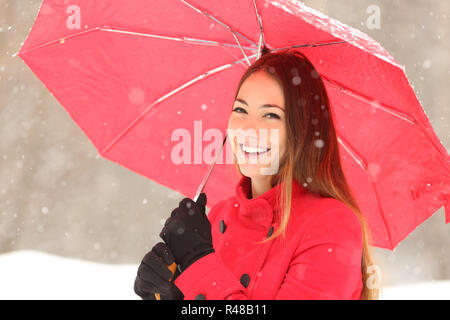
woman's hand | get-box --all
[159,193,214,272]
[134,242,184,300]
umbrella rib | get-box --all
[101,53,258,155]
[230,32,252,67]
[221,44,254,69]
[15,27,257,56]
[322,74,450,168]
[321,74,418,125]
[252,0,266,60]
[100,27,257,52]
[179,0,258,49]
[336,135,395,248]
[271,40,346,52]
[15,27,100,56]
[336,136,367,172]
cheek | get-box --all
[270,126,287,159]
[269,124,286,146]
[227,114,238,131]
[227,112,248,130]
[227,114,249,139]
[227,115,240,149]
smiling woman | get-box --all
[223,48,380,300]
[136,48,382,301]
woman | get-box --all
[134,48,380,300]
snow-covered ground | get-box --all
[0,250,139,300]
[0,250,449,300]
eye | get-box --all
[264,113,281,119]
[232,107,247,114]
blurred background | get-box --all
[0,0,449,299]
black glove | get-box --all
[134,242,184,300]
[159,193,214,273]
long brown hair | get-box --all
[230,48,381,300]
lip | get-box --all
[238,143,271,158]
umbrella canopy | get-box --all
[17,0,449,250]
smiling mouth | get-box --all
[239,143,271,156]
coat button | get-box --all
[267,226,274,238]
[195,293,206,300]
[219,220,226,233]
[240,273,250,288]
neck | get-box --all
[250,176,272,198]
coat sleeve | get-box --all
[174,206,363,300]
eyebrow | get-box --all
[235,98,284,111]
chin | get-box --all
[239,166,260,179]
[238,164,275,179]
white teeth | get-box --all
[240,144,270,154]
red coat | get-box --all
[174,175,363,300]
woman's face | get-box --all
[227,70,286,178]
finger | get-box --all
[160,215,177,242]
[159,226,167,243]
[179,198,195,212]
[140,250,173,280]
[178,197,191,208]
[136,264,173,297]
[195,193,207,208]
[134,276,157,299]
[152,242,175,266]
[164,216,172,227]
[170,207,181,219]
[141,250,173,280]
[137,264,173,293]
[179,198,203,216]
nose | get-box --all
[239,115,258,132]
[229,115,270,147]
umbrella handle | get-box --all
[154,262,178,300]
[156,133,228,300]
[193,133,228,204]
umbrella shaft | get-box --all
[193,133,228,204]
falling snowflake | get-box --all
[292,76,301,85]
[422,60,432,69]
[314,139,324,148]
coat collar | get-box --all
[234,175,307,230]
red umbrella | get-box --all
[16,0,449,250]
